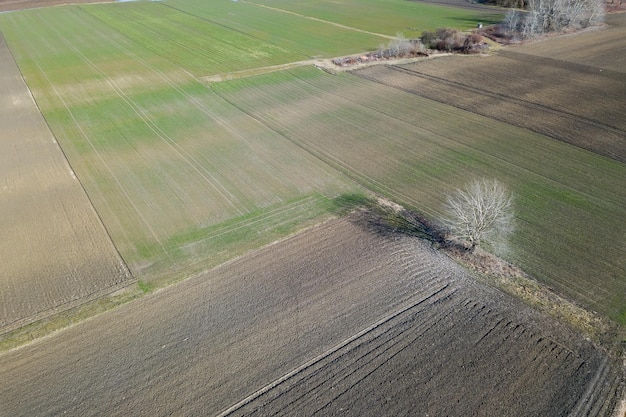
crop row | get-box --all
[355,55,626,162]
[83,2,304,77]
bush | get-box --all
[376,33,426,59]
[421,28,484,53]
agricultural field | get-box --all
[0,214,619,416]
[0,0,101,12]
[0,34,130,332]
[213,65,626,324]
[0,0,624,414]
[0,0,508,328]
[0,0,626,415]
[355,44,626,162]
[0,5,361,283]
[245,0,503,35]
[517,13,626,73]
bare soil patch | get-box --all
[0,212,621,416]
[0,33,132,333]
[513,13,626,72]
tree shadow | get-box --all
[349,203,455,248]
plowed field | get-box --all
[0,34,131,332]
[0,214,619,416]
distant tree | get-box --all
[503,9,523,34]
[442,179,514,252]
[520,0,605,37]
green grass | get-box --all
[165,0,391,58]
[82,2,307,77]
[246,0,503,35]
[135,193,360,282]
[213,67,626,324]
[0,8,359,277]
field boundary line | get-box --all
[216,283,452,417]
[59,8,250,218]
[158,1,311,64]
[23,14,174,256]
[0,280,137,339]
[211,84,440,218]
[202,60,317,83]
[389,63,626,137]
[360,63,626,165]
[1,33,133,279]
[178,195,320,251]
[243,0,394,40]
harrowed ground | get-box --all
[0,213,619,416]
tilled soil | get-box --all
[226,276,615,417]
[0,213,619,416]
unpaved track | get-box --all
[0,214,617,416]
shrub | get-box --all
[421,28,484,53]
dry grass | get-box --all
[445,246,616,344]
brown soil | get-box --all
[0,212,621,416]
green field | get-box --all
[0,0,623,325]
[0,5,360,279]
[244,0,502,35]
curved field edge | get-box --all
[211,66,626,325]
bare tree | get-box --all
[443,179,514,251]
[520,0,605,38]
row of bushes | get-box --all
[331,30,485,67]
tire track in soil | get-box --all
[45,12,248,217]
[224,273,615,417]
[211,81,446,220]
[218,283,459,417]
